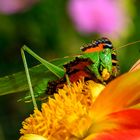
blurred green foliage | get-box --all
[0,0,140,139]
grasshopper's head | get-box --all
[100,38,120,81]
[81,37,119,80]
[99,38,113,73]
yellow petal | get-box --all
[86,80,105,102]
[19,134,47,140]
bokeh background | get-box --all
[0,0,140,139]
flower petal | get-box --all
[88,109,140,134]
[85,129,140,140]
[19,134,47,140]
[129,59,140,72]
[107,109,140,129]
[92,69,140,120]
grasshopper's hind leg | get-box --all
[21,45,66,107]
[22,45,65,78]
[21,47,38,109]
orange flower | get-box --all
[19,69,140,140]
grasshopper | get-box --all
[0,37,120,107]
[47,37,119,94]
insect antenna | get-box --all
[21,47,38,109]
[117,39,140,50]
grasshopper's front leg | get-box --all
[99,62,111,81]
[83,52,104,83]
[89,62,105,83]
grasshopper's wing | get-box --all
[0,56,75,96]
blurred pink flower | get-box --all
[68,0,128,36]
[0,0,37,14]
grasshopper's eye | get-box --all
[102,48,111,55]
[103,49,107,54]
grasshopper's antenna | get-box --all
[21,47,38,109]
[118,40,140,50]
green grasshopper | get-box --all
[46,37,119,95]
[0,37,119,107]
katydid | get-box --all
[0,37,140,101]
[20,38,120,102]
[46,37,119,94]
[0,37,124,103]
